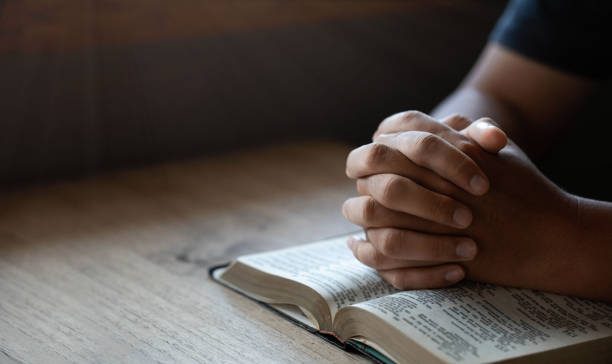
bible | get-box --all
[210,234,612,363]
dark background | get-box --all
[0,1,507,184]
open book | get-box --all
[211,234,612,364]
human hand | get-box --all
[345,111,507,227]
[343,111,508,288]
[344,111,579,297]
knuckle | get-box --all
[380,175,403,204]
[353,244,367,263]
[453,113,471,125]
[398,111,427,130]
[457,141,480,158]
[390,272,413,290]
[447,113,468,122]
[363,143,390,170]
[430,196,454,223]
[386,272,405,290]
[367,250,386,269]
[412,133,441,159]
[400,110,423,121]
[361,197,379,223]
[379,111,413,130]
[377,115,395,131]
[430,239,450,260]
[377,229,398,256]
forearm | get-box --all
[431,45,594,159]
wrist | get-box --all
[552,192,612,301]
[520,188,581,295]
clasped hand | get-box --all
[343,111,578,293]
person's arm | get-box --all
[346,114,612,302]
[342,44,612,302]
[432,43,594,158]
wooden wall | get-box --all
[0,1,506,183]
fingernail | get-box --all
[452,207,472,228]
[341,200,349,218]
[470,175,488,195]
[377,132,399,138]
[476,121,495,130]
[445,268,465,282]
[456,239,477,259]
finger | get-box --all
[378,264,466,290]
[373,110,459,143]
[346,142,425,179]
[342,196,458,234]
[373,111,489,173]
[462,117,508,153]
[440,113,472,130]
[345,143,458,195]
[372,112,491,194]
[374,132,489,196]
[357,174,473,229]
[347,237,436,270]
[366,227,477,262]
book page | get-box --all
[355,282,612,363]
[237,234,396,316]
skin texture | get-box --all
[434,44,593,157]
[343,44,612,302]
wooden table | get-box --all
[0,141,368,363]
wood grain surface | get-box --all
[0,0,505,184]
[0,0,450,52]
[0,141,365,363]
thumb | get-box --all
[463,117,508,153]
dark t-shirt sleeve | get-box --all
[489,0,612,80]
